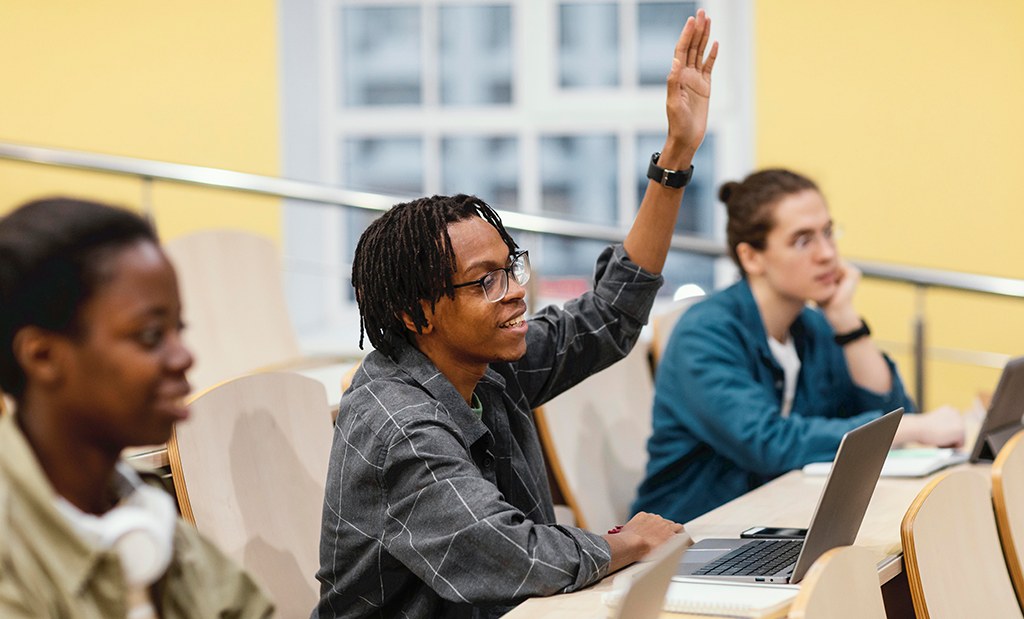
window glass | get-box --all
[341,6,421,106]
[342,137,424,300]
[540,134,618,225]
[441,5,513,105]
[442,136,519,209]
[637,2,697,86]
[661,250,715,299]
[343,136,424,196]
[559,3,619,88]
[533,237,609,301]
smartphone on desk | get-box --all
[739,526,807,540]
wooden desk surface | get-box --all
[504,463,988,618]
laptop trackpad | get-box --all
[675,538,753,576]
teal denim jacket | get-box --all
[632,279,913,522]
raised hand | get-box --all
[625,8,718,275]
[666,9,718,157]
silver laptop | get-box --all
[970,356,1024,462]
[674,408,903,585]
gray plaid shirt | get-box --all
[313,245,662,619]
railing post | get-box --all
[913,284,927,411]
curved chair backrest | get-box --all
[992,428,1024,608]
[650,294,705,368]
[901,469,1023,619]
[534,342,653,533]
[788,546,886,619]
[165,229,302,394]
[168,372,332,618]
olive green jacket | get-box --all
[0,413,274,618]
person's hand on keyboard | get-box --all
[604,512,690,572]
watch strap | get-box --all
[647,152,694,188]
[834,318,871,346]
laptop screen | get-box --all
[789,408,903,582]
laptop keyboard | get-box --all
[693,539,803,577]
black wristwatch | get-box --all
[647,152,694,188]
[834,318,871,346]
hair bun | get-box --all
[718,181,740,204]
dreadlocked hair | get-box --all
[352,194,518,357]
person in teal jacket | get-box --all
[632,169,965,522]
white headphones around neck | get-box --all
[65,463,178,588]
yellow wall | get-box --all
[756,1,1024,409]
[2,1,1020,409]
[0,1,280,241]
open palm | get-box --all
[666,10,717,154]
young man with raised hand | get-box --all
[313,10,717,619]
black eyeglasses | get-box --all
[452,250,531,303]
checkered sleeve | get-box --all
[516,244,663,406]
[379,412,610,604]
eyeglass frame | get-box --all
[790,221,842,252]
[451,250,530,303]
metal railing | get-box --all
[2,141,1021,407]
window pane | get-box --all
[442,136,519,209]
[540,134,618,225]
[441,6,513,105]
[342,137,424,292]
[636,133,715,237]
[638,2,696,86]
[661,250,715,300]
[343,136,423,196]
[559,3,619,88]
[534,237,610,301]
[340,7,421,106]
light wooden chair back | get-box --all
[165,229,303,394]
[534,342,653,533]
[901,469,1023,619]
[788,546,886,619]
[167,372,332,618]
[992,428,1024,608]
[650,294,704,368]
[340,360,361,394]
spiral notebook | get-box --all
[604,577,798,618]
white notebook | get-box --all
[603,577,798,618]
[803,447,968,478]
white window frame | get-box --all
[282,0,753,354]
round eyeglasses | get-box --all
[452,250,531,303]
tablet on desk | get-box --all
[969,356,1024,462]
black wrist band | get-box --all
[834,318,871,346]
[647,152,694,188]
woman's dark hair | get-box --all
[0,197,158,400]
[352,194,517,356]
[720,168,819,274]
